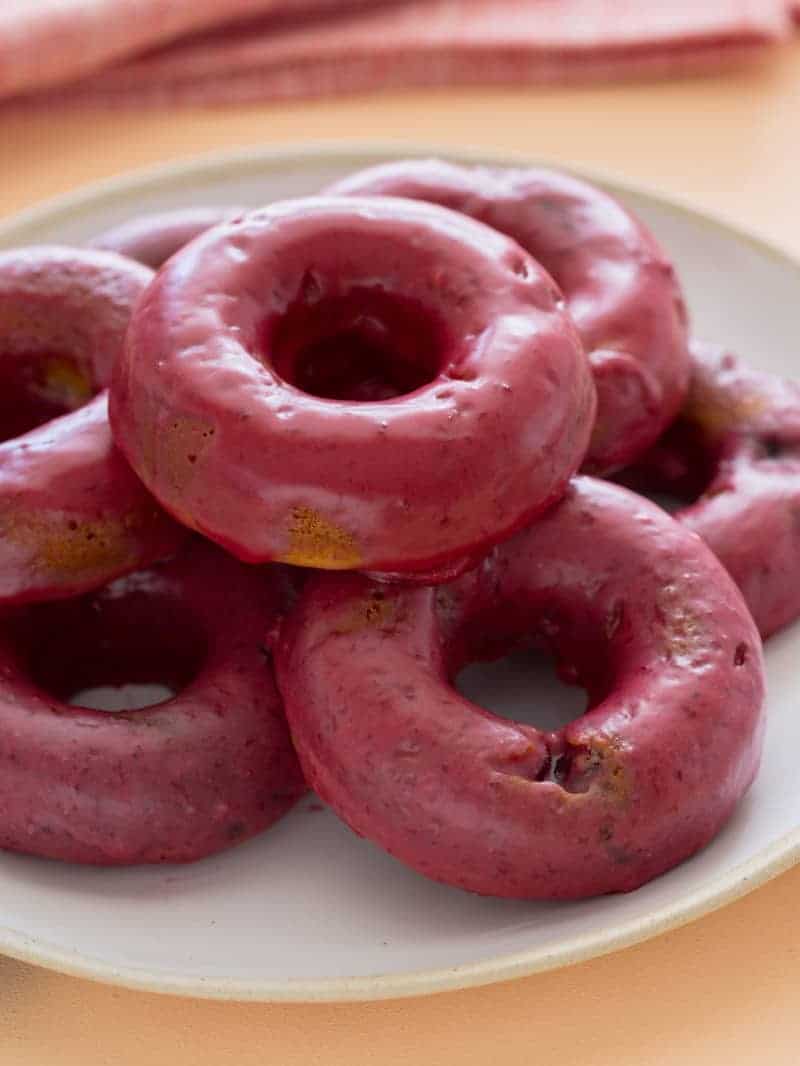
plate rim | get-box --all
[0,140,798,1002]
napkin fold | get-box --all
[2,0,796,108]
[0,0,357,97]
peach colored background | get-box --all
[2,41,800,1065]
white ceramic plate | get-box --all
[0,144,798,1002]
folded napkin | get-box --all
[0,0,352,97]
[2,0,796,108]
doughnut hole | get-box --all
[7,568,208,712]
[615,417,723,510]
[456,645,588,733]
[452,597,620,791]
[0,348,94,443]
[268,287,449,402]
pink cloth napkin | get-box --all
[0,0,351,97]
[2,0,796,108]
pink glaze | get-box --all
[276,477,765,899]
[112,196,595,577]
[326,159,690,473]
[0,245,153,401]
[0,246,185,603]
[89,205,246,268]
[621,340,800,638]
[0,538,306,864]
[0,395,187,603]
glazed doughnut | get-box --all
[275,477,764,899]
[89,206,245,269]
[326,159,690,474]
[111,196,595,579]
[0,538,306,864]
[620,340,800,638]
[0,246,185,603]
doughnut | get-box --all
[619,340,800,638]
[326,159,690,474]
[0,246,185,603]
[111,196,596,579]
[275,477,765,899]
[0,538,306,864]
[89,206,245,269]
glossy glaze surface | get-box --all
[89,205,245,268]
[0,538,306,864]
[0,244,151,411]
[277,477,765,899]
[0,394,186,602]
[0,246,185,602]
[621,340,800,637]
[327,159,690,473]
[112,195,595,575]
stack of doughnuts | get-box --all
[0,158,776,900]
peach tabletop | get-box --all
[2,41,800,1066]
